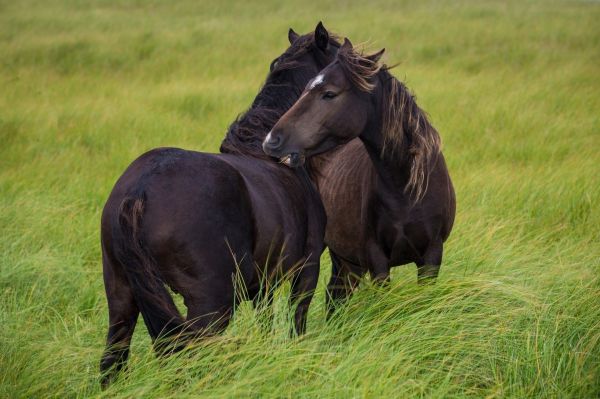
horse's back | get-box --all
[101,148,256,290]
[102,148,252,233]
[102,148,324,287]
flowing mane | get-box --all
[337,46,441,202]
[220,34,339,159]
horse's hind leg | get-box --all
[181,264,238,340]
[100,253,139,388]
[417,241,443,284]
[183,297,234,342]
[326,251,361,320]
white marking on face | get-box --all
[298,91,309,100]
[309,74,325,90]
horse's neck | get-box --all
[361,143,409,193]
[359,104,411,191]
[243,101,286,131]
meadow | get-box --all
[1,0,599,397]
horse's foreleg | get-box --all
[289,260,319,336]
[417,241,442,284]
[100,253,139,389]
[366,243,390,285]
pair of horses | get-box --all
[100,23,455,386]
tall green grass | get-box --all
[1,0,599,397]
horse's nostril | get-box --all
[263,132,282,151]
[270,135,281,147]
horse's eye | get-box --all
[322,91,337,100]
[269,58,279,72]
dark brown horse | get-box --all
[100,24,340,386]
[263,38,456,316]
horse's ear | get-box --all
[340,37,353,52]
[315,21,329,51]
[366,48,385,63]
[288,28,300,44]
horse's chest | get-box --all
[372,199,417,266]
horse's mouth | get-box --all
[279,153,305,168]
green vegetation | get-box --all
[1,0,598,397]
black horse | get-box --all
[100,23,339,387]
[264,38,456,315]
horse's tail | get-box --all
[114,190,186,349]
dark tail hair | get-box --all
[114,191,186,349]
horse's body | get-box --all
[100,25,339,386]
[264,39,456,315]
[311,139,455,313]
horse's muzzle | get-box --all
[262,131,283,155]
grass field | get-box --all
[1,0,599,397]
